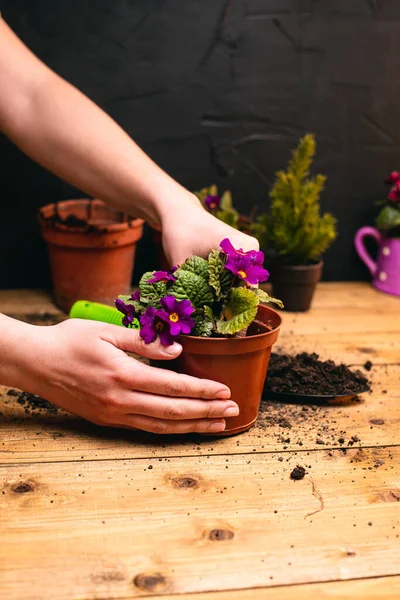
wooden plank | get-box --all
[1,365,399,464]
[1,446,399,599]
[151,575,400,600]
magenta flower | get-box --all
[158,295,195,337]
[220,238,264,265]
[388,180,400,202]
[115,298,137,328]
[220,238,269,284]
[148,267,177,284]
[139,306,173,346]
[131,289,140,301]
[205,195,221,211]
[385,171,400,184]
[139,296,195,346]
[226,255,269,285]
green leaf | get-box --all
[169,270,214,308]
[139,272,167,304]
[376,205,400,231]
[208,249,224,299]
[216,287,259,335]
[193,305,215,337]
[180,256,209,280]
[253,288,284,309]
[219,190,233,211]
[117,294,143,312]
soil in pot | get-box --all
[38,199,144,312]
[270,261,323,312]
[152,304,281,436]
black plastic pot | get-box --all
[270,261,323,312]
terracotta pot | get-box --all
[38,199,144,312]
[153,304,281,436]
[270,261,322,312]
[354,227,400,297]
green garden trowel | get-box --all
[69,300,139,328]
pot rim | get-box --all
[38,198,143,234]
[276,260,323,271]
[181,304,282,343]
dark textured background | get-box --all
[1,0,398,287]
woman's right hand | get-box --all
[18,319,238,434]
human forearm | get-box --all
[0,19,197,226]
[0,314,42,392]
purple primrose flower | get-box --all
[148,267,178,284]
[131,289,140,301]
[115,298,137,328]
[139,295,195,346]
[205,195,221,211]
[220,238,269,284]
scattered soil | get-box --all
[364,360,373,372]
[290,465,306,480]
[264,352,370,396]
[6,389,58,415]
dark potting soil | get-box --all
[290,465,306,480]
[6,389,59,415]
[264,352,370,396]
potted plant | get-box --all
[115,238,283,436]
[38,198,144,312]
[150,184,256,269]
[354,171,400,296]
[253,134,337,312]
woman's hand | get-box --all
[17,319,238,434]
[161,193,260,266]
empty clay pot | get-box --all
[270,261,323,312]
[38,199,144,312]
[153,304,281,436]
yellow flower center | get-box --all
[210,202,216,209]
[238,270,247,279]
[169,312,179,323]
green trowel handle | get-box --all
[69,300,123,326]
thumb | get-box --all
[100,324,183,360]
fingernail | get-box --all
[224,406,239,417]
[163,343,182,356]
[216,388,231,399]
[208,420,226,432]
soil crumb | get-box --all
[264,352,370,396]
[363,360,373,372]
[290,465,306,481]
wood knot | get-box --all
[13,482,34,494]
[208,528,235,541]
[172,476,199,489]
[133,572,166,592]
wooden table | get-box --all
[1,283,399,600]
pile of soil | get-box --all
[264,352,370,396]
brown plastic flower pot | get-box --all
[38,199,144,312]
[270,261,323,312]
[153,304,281,436]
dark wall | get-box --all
[1,0,399,287]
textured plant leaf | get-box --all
[208,249,224,298]
[193,305,215,337]
[253,288,284,308]
[169,270,214,308]
[117,295,143,312]
[217,287,258,335]
[180,256,209,280]
[219,190,233,210]
[139,272,167,304]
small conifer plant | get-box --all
[254,134,337,264]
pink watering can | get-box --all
[354,227,400,297]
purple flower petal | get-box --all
[131,290,140,301]
[140,324,157,344]
[169,322,182,337]
[160,295,178,313]
[205,195,221,211]
[159,328,174,346]
[385,171,400,185]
